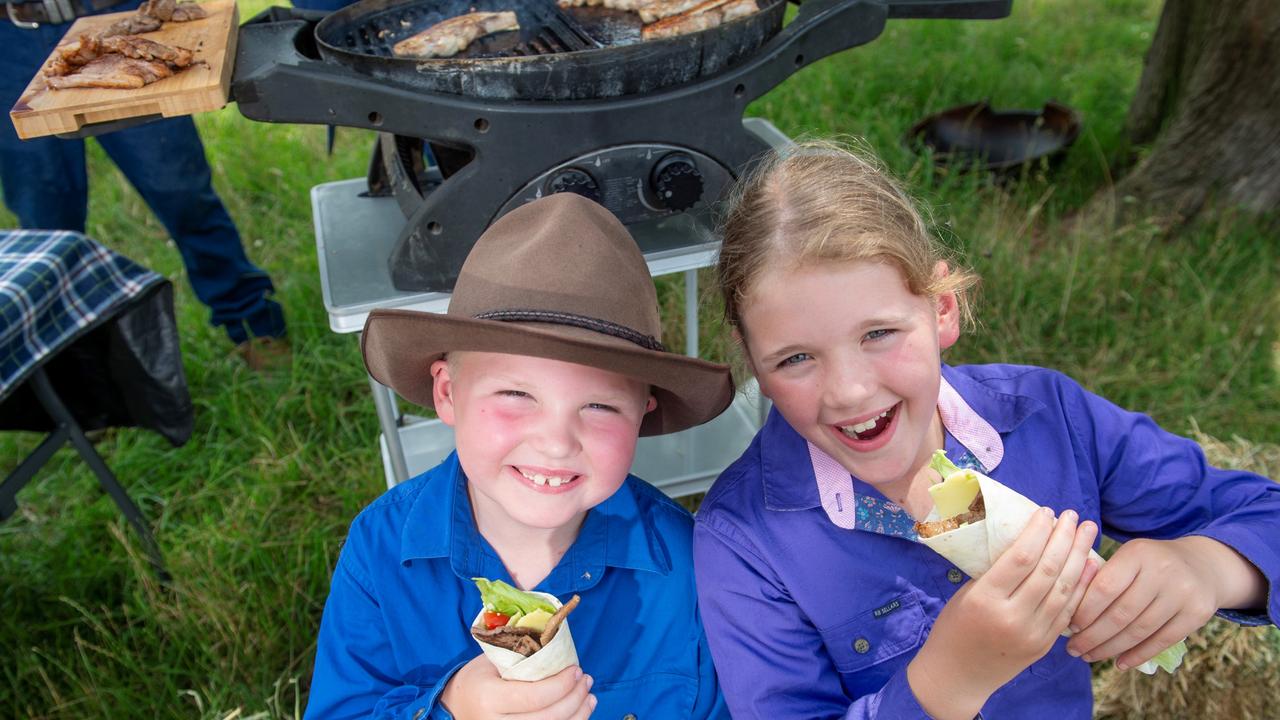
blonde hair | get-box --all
[717,138,978,333]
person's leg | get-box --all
[289,0,355,10]
[0,22,90,231]
[97,117,286,344]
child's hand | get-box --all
[1066,535,1262,671]
[908,508,1099,720]
[441,656,596,720]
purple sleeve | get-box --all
[1065,381,1280,624]
[692,516,934,720]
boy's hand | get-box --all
[1066,535,1263,671]
[908,508,1099,720]
[441,656,596,720]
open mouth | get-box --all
[837,403,899,442]
[515,467,582,489]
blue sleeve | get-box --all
[1064,379,1280,625]
[693,515,933,720]
[690,604,732,720]
[304,544,462,720]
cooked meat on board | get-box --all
[641,0,759,40]
[45,54,174,89]
[138,0,208,22]
[43,32,197,89]
[392,11,520,59]
[99,13,163,38]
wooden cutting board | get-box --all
[9,0,238,140]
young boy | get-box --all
[304,193,734,719]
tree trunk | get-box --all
[1108,0,1280,219]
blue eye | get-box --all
[586,403,619,413]
[778,353,812,368]
[865,329,896,342]
[499,390,530,399]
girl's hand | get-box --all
[441,656,596,720]
[908,507,1099,720]
[1066,535,1263,671]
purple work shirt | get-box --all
[694,363,1279,719]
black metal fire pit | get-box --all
[232,0,1013,292]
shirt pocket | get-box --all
[819,591,929,681]
[591,672,695,720]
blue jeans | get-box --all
[0,2,285,343]
[290,0,355,10]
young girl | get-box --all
[693,140,1279,719]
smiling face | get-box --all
[739,260,961,499]
[431,351,656,539]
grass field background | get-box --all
[1,0,1277,717]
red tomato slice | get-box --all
[482,611,510,630]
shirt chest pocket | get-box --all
[590,672,695,720]
[818,591,929,687]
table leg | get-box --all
[369,373,410,485]
[1,426,69,521]
[29,368,170,582]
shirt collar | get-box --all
[761,363,1042,514]
[398,453,670,589]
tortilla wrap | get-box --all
[916,463,1184,674]
[470,591,579,681]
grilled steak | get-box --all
[44,34,105,76]
[102,35,195,66]
[99,13,163,38]
[557,0,650,8]
[637,0,707,23]
[392,11,520,59]
[641,0,759,40]
[138,0,207,22]
[45,53,173,89]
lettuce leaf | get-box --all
[929,449,962,479]
[1134,639,1188,675]
[473,578,556,617]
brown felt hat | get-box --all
[361,193,734,436]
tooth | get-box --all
[548,477,562,488]
[533,475,547,486]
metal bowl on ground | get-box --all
[906,100,1081,174]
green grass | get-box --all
[1,0,1277,717]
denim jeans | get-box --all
[290,0,355,11]
[0,1,285,343]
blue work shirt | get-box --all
[305,452,728,719]
[694,363,1280,720]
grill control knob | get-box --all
[546,169,601,203]
[651,153,704,211]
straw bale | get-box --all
[1092,426,1280,720]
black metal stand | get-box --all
[0,367,170,582]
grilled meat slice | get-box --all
[392,11,520,59]
[45,53,173,89]
[138,0,176,20]
[914,495,987,539]
[557,0,650,8]
[99,13,163,38]
[641,0,759,40]
[100,35,195,66]
[170,2,208,22]
[637,0,707,23]
[44,34,105,76]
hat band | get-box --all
[474,309,666,352]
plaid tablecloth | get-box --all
[0,230,163,401]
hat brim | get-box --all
[361,309,735,436]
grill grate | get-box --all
[341,2,602,60]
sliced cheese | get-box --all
[928,469,981,520]
[513,608,553,633]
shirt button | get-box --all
[947,568,963,584]
[412,709,425,720]
[853,637,871,654]
[623,715,638,720]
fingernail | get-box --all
[1066,647,1081,657]
[1040,506,1053,517]
[584,674,594,689]
[1082,653,1094,662]
[1068,625,1080,634]
[1116,661,1129,671]
[574,667,583,680]
[1062,509,1077,522]
[588,694,598,708]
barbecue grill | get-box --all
[232,0,1012,291]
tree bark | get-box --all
[1108,0,1280,219]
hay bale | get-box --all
[1092,426,1280,720]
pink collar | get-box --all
[810,376,1004,529]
